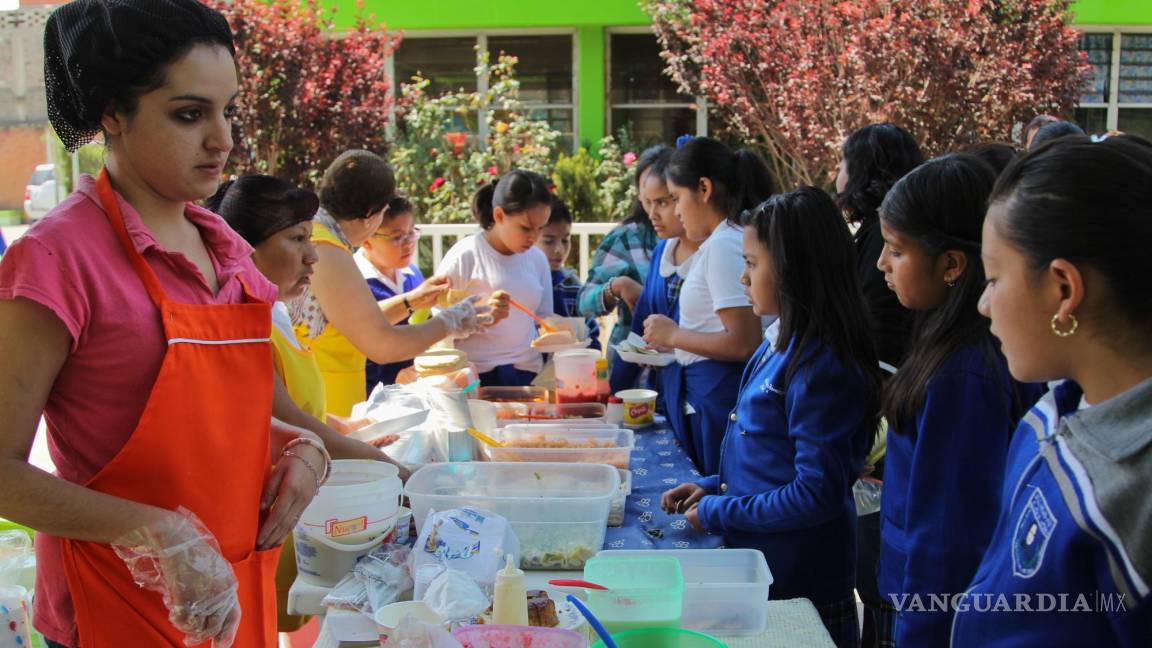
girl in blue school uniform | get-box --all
[609,146,701,420]
[663,187,882,648]
[642,138,774,475]
[872,154,1043,648]
[949,135,1152,646]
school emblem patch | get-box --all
[1012,487,1057,578]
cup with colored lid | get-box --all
[615,389,657,428]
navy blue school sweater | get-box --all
[950,379,1152,647]
[878,338,1043,647]
[695,337,873,604]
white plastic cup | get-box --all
[412,563,444,601]
[0,585,32,648]
[555,349,601,403]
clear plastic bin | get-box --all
[404,462,619,570]
[492,402,606,425]
[488,426,635,469]
[583,555,684,634]
[597,548,773,636]
[477,386,549,403]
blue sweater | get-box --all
[609,239,683,395]
[878,339,1043,647]
[550,267,600,351]
[695,337,872,604]
[950,380,1152,647]
[364,264,424,394]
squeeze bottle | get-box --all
[491,553,529,625]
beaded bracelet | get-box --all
[282,450,323,491]
[282,436,332,487]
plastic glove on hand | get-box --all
[112,507,241,648]
[437,294,494,339]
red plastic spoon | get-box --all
[548,579,609,591]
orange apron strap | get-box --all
[95,168,170,309]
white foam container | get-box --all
[597,548,773,636]
[405,462,619,570]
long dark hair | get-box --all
[472,169,552,229]
[991,134,1152,337]
[622,145,673,228]
[742,187,882,448]
[668,137,775,224]
[879,154,1000,430]
[837,124,924,224]
[318,150,396,221]
[206,175,319,247]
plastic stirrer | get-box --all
[548,579,609,591]
[467,427,504,448]
[507,297,558,333]
[566,594,619,648]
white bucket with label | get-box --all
[294,516,396,586]
[298,460,402,544]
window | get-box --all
[390,33,575,148]
[1075,30,1152,141]
[608,32,704,147]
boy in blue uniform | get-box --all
[953,135,1152,645]
[663,188,882,648]
[536,197,600,350]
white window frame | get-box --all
[1076,25,1152,131]
[388,29,578,148]
[606,26,709,137]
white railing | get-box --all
[416,222,617,279]
[0,222,621,279]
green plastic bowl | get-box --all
[591,628,728,648]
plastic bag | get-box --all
[423,569,489,622]
[854,478,883,517]
[0,529,35,591]
[411,508,519,588]
[389,615,463,648]
[322,544,414,614]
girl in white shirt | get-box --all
[643,137,775,474]
[437,170,554,386]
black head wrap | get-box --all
[205,176,320,247]
[44,0,235,151]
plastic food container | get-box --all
[453,624,587,648]
[477,386,549,403]
[492,402,606,425]
[609,469,632,527]
[597,549,772,636]
[554,349,601,403]
[615,389,658,427]
[591,628,726,648]
[405,462,619,570]
[487,426,635,469]
[583,555,684,634]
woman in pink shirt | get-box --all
[0,1,328,646]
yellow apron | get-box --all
[295,222,367,417]
[270,326,326,632]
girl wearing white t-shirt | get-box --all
[437,170,555,386]
[643,137,775,474]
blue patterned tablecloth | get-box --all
[603,419,724,551]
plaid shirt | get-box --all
[576,221,657,347]
[552,268,601,350]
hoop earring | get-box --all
[1051,313,1078,337]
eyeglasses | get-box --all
[373,227,421,246]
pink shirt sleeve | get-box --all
[0,235,91,351]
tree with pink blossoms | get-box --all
[645,0,1090,188]
[207,0,400,187]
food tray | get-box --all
[489,426,635,470]
[405,462,619,570]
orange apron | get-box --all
[58,170,280,648]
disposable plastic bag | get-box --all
[322,543,414,614]
[854,478,883,517]
[389,615,463,648]
[422,568,490,622]
[411,508,519,587]
[0,529,35,590]
[112,507,240,648]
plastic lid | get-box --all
[607,396,622,403]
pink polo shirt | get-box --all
[0,174,277,647]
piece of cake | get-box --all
[531,330,576,348]
[527,590,559,627]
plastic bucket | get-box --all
[555,350,600,403]
[591,628,726,648]
[293,518,394,586]
[298,460,402,543]
[453,625,588,648]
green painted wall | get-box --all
[1070,0,1152,25]
[337,0,1151,149]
